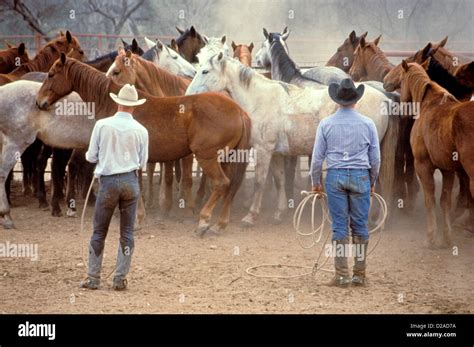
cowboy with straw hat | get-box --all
[81,84,149,291]
[310,78,380,288]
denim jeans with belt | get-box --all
[325,168,371,241]
[90,171,140,257]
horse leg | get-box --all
[240,146,273,228]
[405,119,419,206]
[50,148,72,217]
[178,155,195,217]
[6,171,13,206]
[284,156,297,202]
[453,171,469,220]
[270,154,287,224]
[145,162,156,208]
[415,159,437,248]
[174,159,182,184]
[0,141,31,229]
[195,173,207,211]
[394,119,407,209]
[439,170,455,248]
[158,161,173,218]
[36,144,52,209]
[195,158,230,236]
[21,145,33,196]
[65,149,80,217]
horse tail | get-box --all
[227,111,252,201]
[379,99,399,215]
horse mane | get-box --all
[269,38,320,84]
[360,43,394,79]
[141,46,157,61]
[134,55,188,95]
[427,55,471,100]
[406,63,457,104]
[64,58,113,109]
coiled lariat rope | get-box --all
[245,190,388,279]
[80,176,117,280]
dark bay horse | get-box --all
[85,38,143,72]
[326,30,368,72]
[36,54,252,235]
[0,42,29,74]
[400,59,474,248]
[175,26,206,63]
[0,31,85,85]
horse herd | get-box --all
[0,27,473,248]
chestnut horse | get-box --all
[349,35,394,82]
[106,50,195,216]
[326,30,368,72]
[175,26,206,64]
[232,42,254,67]
[400,59,474,248]
[0,42,29,73]
[0,31,84,85]
[36,54,251,235]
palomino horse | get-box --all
[187,53,396,228]
[175,26,206,64]
[85,38,143,72]
[36,54,251,236]
[142,38,196,78]
[0,42,29,73]
[106,50,195,217]
[400,59,474,247]
[0,31,85,85]
[232,42,254,67]
[196,35,231,66]
[326,30,368,72]
[349,35,394,82]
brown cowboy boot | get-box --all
[326,237,351,288]
[352,235,369,286]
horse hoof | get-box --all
[3,220,15,229]
[271,215,283,225]
[195,225,210,237]
[239,220,254,229]
[207,225,223,236]
[51,210,63,217]
[66,209,77,218]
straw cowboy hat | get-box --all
[109,84,146,106]
[328,78,365,106]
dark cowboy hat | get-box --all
[328,78,365,106]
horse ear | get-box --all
[126,49,133,59]
[438,36,448,47]
[359,36,366,48]
[373,34,382,46]
[170,39,178,52]
[190,26,197,37]
[281,27,290,41]
[263,28,269,39]
[66,31,72,43]
[420,42,432,58]
[18,43,26,55]
[231,41,237,50]
[361,31,368,39]
[249,42,254,52]
[217,51,224,61]
[221,35,226,44]
[421,57,431,70]
[60,52,67,65]
[156,40,163,50]
[402,59,409,72]
[349,30,356,43]
[5,40,13,48]
[121,39,128,47]
[59,31,65,37]
[176,27,184,35]
[132,38,138,52]
[118,47,125,55]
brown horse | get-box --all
[36,54,252,235]
[326,30,368,72]
[349,35,394,82]
[175,26,206,63]
[0,42,29,73]
[455,62,474,90]
[400,59,474,248]
[107,49,195,216]
[0,31,84,85]
[232,42,254,67]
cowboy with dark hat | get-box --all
[310,78,380,287]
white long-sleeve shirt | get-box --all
[86,112,149,176]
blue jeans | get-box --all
[325,169,371,241]
[90,171,140,257]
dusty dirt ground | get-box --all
[0,174,473,314]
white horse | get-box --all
[196,35,231,66]
[186,53,398,227]
[137,37,196,78]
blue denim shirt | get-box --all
[310,107,380,187]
